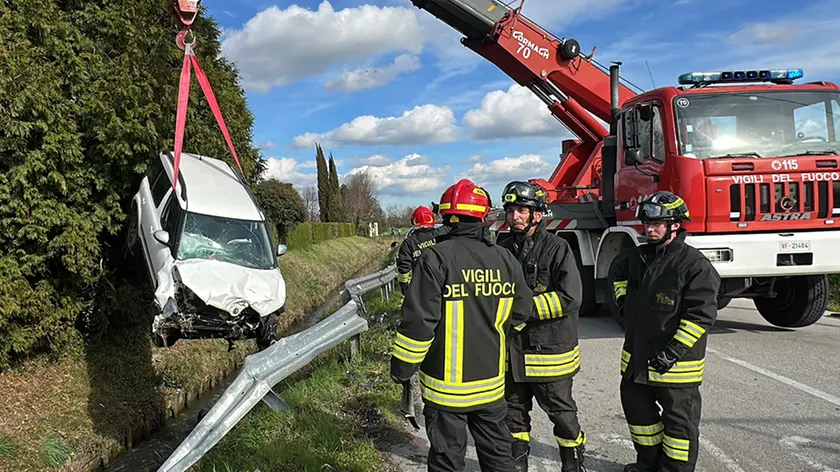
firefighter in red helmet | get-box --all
[391,179,534,472]
[397,206,443,294]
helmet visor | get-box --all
[636,201,673,221]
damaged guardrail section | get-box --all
[157,264,399,472]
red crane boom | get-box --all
[411,0,636,201]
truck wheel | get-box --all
[717,296,731,310]
[753,275,828,328]
[606,256,625,330]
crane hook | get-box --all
[168,0,201,28]
[168,0,201,50]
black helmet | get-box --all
[502,181,547,212]
[636,191,691,222]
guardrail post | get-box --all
[350,333,361,362]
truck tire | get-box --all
[606,255,625,330]
[717,296,731,310]
[753,275,828,328]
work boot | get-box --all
[512,440,530,472]
[559,443,587,472]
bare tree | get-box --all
[385,204,415,229]
[300,185,319,222]
[342,171,383,230]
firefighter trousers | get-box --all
[620,376,702,472]
[423,402,516,472]
[505,372,584,448]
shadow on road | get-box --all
[530,439,627,471]
[710,319,795,334]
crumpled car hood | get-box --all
[154,258,286,317]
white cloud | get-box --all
[729,22,798,45]
[361,154,392,167]
[324,54,421,92]
[718,11,840,76]
[346,153,451,195]
[220,1,424,92]
[259,140,277,150]
[463,154,554,187]
[261,157,317,188]
[463,85,570,140]
[462,154,483,163]
[292,104,459,148]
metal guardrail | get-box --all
[157,264,399,472]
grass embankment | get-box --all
[829,275,840,312]
[191,246,409,472]
[0,236,388,471]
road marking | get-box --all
[708,348,840,407]
[699,437,748,472]
[780,436,840,472]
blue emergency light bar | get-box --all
[678,68,804,85]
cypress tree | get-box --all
[315,144,331,222]
[328,153,343,222]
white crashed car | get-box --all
[126,150,287,349]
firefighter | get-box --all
[497,181,587,472]
[390,178,535,472]
[397,206,439,294]
[610,191,721,472]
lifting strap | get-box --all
[169,0,246,192]
[172,40,246,192]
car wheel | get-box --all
[257,311,280,350]
[153,329,180,348]
[126,204,139,255]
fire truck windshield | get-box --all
[674,90,840,159]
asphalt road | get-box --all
[385,300,840,472]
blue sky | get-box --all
[198,0,840,211]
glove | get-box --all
[648,340,689,375]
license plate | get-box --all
[779,240,810,253]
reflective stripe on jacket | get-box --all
[498,222,583,383]
[611,231,721,387]
[390,222,533,412]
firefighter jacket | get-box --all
[498,221,584,383]
[396,226,444,292]
[390,222,534,412]
[611,231,721,388]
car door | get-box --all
[142,165,177,286]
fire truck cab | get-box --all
[599,69,840,327]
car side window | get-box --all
[161,196,182,235]
[150,170,172,208]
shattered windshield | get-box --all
[177,212,276,270]
[674,90,840,159]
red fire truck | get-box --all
[412,0,840,328]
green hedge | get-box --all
[286,223,356,251]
